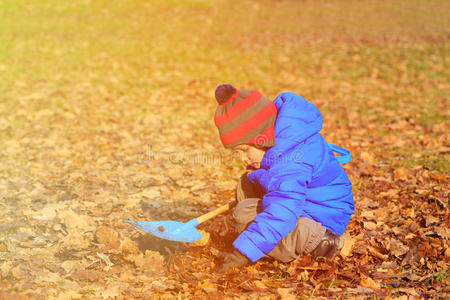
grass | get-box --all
[435,269,448,283]
[400,154,450,173]
[0,0,448,177]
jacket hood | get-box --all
[262,92,323,167]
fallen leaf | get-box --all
[11,265,26,279]
[100,286,121,299]
[61,232,92,251]
[57,209,94,232]
[360,277,380,290]
[124,253,144,267]
[425,215,440,227]
[430,172,448,183]
[445,247,450,259]
[363,221,378,231]
[393,167,409,181]
[95,226,120,249]
[198,279,217,293]
[360,152,375,165]
[151,279,175,291]
[361,211,375,219]
[340,232,354,257]
[141,188,161,199]
[97,252,114,271]
[277,287,296,300]
[70,270,101,282]
[120,238,140,254]
[384,238,409,258]
[29,204,61,221]
[368,246,388,260]
[141,250,164,273]
[61,260,81,274]
[254,280,268,290]
[1,261,12,278]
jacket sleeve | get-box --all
[233,163,313,262]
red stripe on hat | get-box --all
[248,125,275,145]
[214,90,262,126]
[220,102,277,146]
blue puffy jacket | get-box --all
[233,92,354,262]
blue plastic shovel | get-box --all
[127,200,237,243]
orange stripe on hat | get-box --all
[219,102,277,146]
[214,90,262,126]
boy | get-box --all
[213,84,354,273]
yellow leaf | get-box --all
[363,221,378,231]
[360,277,380,290]
[96,226,120,249]
[198,279,217,293]
[120,237,140,254]
[254,280,267,290]
[393,167,409,180]
[193,230,210,246]
[340,232,354,258]
[277,288,296,300]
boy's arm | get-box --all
[233,163,313,262]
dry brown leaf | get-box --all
[363,221,378,231]
[254,280,268,290]
[70,270,101,282]
[61,260,81,274]
[277,287,296,300]
[444,247,450,259]
[1,261,12,278]
[97,252,114,271]
[124,253,144,267]
[384,238,409,258]
[28,204,61,221]
[57,209,94,232]
[360,277,381,290]
[379,188,399,198]
[100,286,121,299]
[430,172,448,183]
[120,238,140,254]
[11,266,26,279]
[340,232,354,258]
[361,211,375,219]
[141,250,165,273]
[95,226,120,249]
[425,215,440,227]
[198,279,217,293]
[361,152,376,165]
[393,167,409,181]
[141,188,161,199]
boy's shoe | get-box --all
[310,230,344,260]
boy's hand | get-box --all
[217,249,251,274]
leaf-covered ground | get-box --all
[0,0,449,299]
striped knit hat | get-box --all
[214,84,277,149]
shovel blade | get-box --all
[126,219,203,243]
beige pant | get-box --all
[234,173,326,263]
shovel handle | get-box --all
[196,200,238,225]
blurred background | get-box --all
[0,0,448,298]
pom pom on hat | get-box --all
[215,84,237,104]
